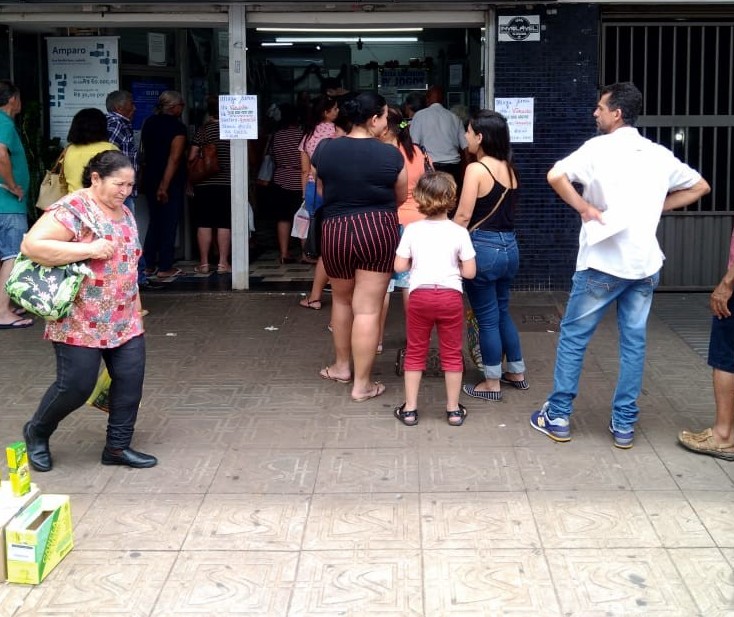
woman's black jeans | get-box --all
[29,335,146,449]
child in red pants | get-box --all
[393,172,476,426]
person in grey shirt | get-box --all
[409,85,467,193]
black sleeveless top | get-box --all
[468,161,516,232]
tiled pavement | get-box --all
[1,290,733,616]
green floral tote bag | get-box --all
[4,201,100,320]
[5,255,94,321]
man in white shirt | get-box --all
[409,85,467,192]
[531,82,710,448]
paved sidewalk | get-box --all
[1,291,732,616]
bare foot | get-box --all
[351,382,385,402]
[319,366,352,384]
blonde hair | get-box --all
[157,90,184,113]
[414,171,457,216]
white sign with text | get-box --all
[219,95,258,140]
[494,97,534,143]
[46,37,120,143]
[498,16,541,43]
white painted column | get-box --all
[485,8,496,109]
[229,3,249,290]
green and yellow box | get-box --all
[0,482,39,581]
[5,494,74,585]
[6,441,31,497]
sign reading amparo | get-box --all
[46,37,120,143]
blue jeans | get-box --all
[546,268,660,431]
[125,196,147,284]
[29,335,146,449]
[143,184,184,272]
[0,213,28,260]
[464,230,525,380]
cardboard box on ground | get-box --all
[0,483,40,581]
[5,494,74,585]
[1,440,74,585]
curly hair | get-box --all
[414,172,457,217]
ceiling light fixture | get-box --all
[275,36,418,43]
[258,27,422,33]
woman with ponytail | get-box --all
[311,92,407,402]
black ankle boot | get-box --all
[101,447,158,468]
[23,422,53,472]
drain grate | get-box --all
[510,306,561,332]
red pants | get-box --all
[404,288,464,372]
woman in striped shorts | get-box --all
[311,92,408,402]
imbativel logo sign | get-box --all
[498,16,541,42]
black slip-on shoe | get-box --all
[101,447,158,468]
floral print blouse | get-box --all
[44,191,143,348]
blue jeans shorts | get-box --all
[0,213,28,261]
[708,296,734,373]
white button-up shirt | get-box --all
[554,127,702,279]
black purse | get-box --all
[418,145,434,174]
[304,207,323,259]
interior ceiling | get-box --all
[0,1,490,10]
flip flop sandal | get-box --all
[446,404,467,426]
[319,367,352,384]
[394,403,418,426]
[300,298,322,310]
[154,268,183,280]
[462,383,502,401]
[352,381,385,403]
[194,264,211,274]
[500,373,529,390]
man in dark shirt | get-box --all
[106,90,158,288]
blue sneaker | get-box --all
[609,420,634,449]
[530,403,571,442]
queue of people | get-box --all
[300,80,717,447]
[2,77,727,472]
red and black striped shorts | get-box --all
[321,210,399,280]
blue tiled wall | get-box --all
[496,4,600,290]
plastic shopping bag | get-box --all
[291,202,310,239]
[86,367,111,413]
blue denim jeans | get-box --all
[546,268,660,431]
[125,196,148,284]
[0,213,28,260]
[464,230,525,380]
[29,335,146,449]
[143,184,184,272]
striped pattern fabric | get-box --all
[321,210,399,279]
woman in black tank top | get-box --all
[453,110,528,401]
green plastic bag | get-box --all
[86,367,111,413]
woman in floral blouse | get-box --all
[20,150,157,472]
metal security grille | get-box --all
[602,21,734,289]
